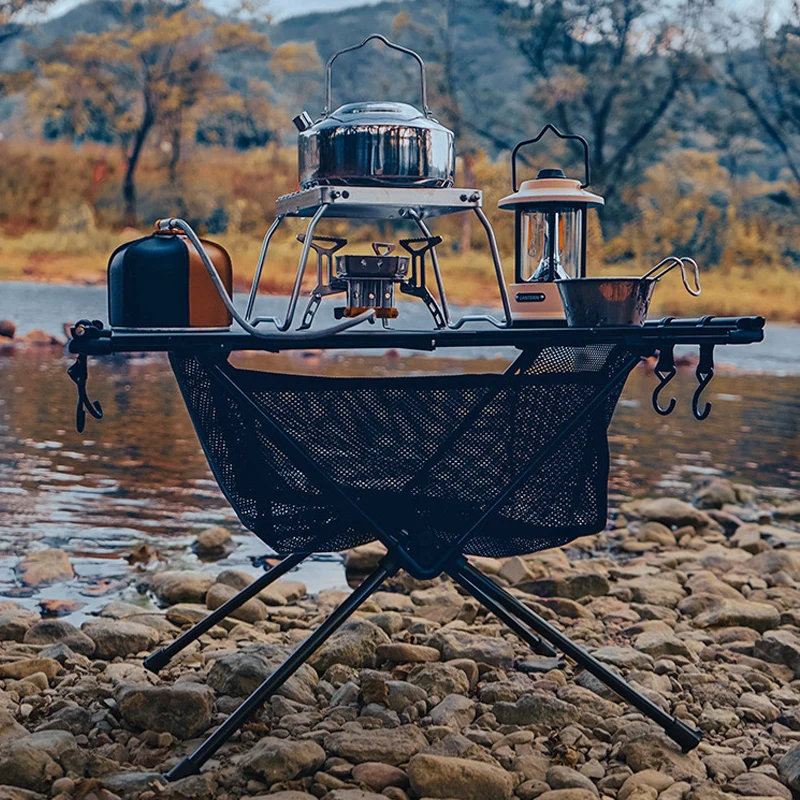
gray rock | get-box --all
[702,754,746,781]
[775,500,800,520]
[0,610,41,642]
[533,791,598,800]
[192,526,234,557]
[308,619,390,674]
[516,657,565,674]
[634,631,695,660]
[593,646,654,670]
[493,693,578,728]
[242,736,325,783]
[779,744,800,791]
[376,643,440,663]
[623,577,686,607]
[407,753,515,800]
[0,731,81,792]
[385,680,427,713]
[22,620,95,656]
[16,550,74,586]
[621,498,713,528]
[728,772,791,799]
[324,725,428,765]
[429,694,476,728]
[428,630,514,669]
[407,662,470,698]
[100,772,163,794]
[351,762,408,791]
[519,572,610,600]
[0,709,28,741]
[741,549,800,579]
[206,582,267,622]
[81,619,158,659]
[423,732,501,765]
[620,733,706,781]
[207,645,317,705]
[512,753,551,782]
[344,542,387,571]
[320,791,386,800]
[618,770,674,800]
[694,598,779,632]
[694,479,737,509]
[755,629,800,676]
[547,765,599,796]
[117,683,214,738]
[151,571,215,604]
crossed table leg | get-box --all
[152,551,700,781]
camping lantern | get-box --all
[499,125,603,322]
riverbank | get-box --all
[1,478,800,800]
[2,230,799,323]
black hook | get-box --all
[692,343,715,421]
[67,353,103,433]
[652,345,677,416]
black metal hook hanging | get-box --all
[652,344,677,416]
[67,353,103,433]
[692,343,715,421]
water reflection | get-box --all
[0,347,797,621]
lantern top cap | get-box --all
[498,174,604,210]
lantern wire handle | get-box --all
[511,124,591,191]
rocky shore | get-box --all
[3,477,800,800]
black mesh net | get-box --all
[169,345,638,558]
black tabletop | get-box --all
[68,316,765,356]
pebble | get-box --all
[242,737,325,783]
[80,619,158,659]
[15,549,74,586]
[407,753,515,800]
[22,619,96,656]
[324,726,428,765]
[376,643,440,663]
[192,525,234,557]
[116,683,214,738]
[309,620,390,673]
[150,571,215,604]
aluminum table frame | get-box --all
[66,315,765,781]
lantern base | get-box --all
[508,282,565,322]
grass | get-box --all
[0,229,797,323]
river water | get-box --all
[0,281,797,621]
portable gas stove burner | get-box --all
[298,234,445,329]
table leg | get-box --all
[451,561,702,753]
[144,552,308,674]
[165,558,396,781]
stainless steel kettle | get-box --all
[294,34,456,189]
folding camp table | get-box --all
[67,315,764,780]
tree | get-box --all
[29,0,271,224]
[0,0,56,95]
[0,0,55,46]
[485,0,708,228]
[720,3,800,188]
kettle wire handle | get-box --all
[511,123,591,191]
[324,33,431,117]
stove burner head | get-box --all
[335,243,409,319]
